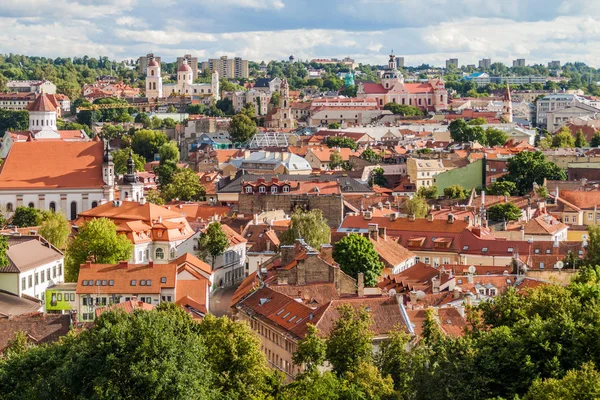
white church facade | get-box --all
[146,57,219,102]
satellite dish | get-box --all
[556,261,564,270]
[415,290,426,300]
[468,265,477,274]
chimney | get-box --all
[368,223,379,241]
[453,287,461,299]
[357,272,364,297]
[280,245,296,266]
[378,226,387,241]
[427,214,434,222]
[118,260,128,269]
[319,244,333,262]
[432,276,440,294]
[447,213,455,224]
[139,197,146,205]
[82,260,92,269]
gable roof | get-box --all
[26,94,56,112]
[79,200,184,223]
[0,141,105,189]
[0,314,70,351]
[2,236,64,274]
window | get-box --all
[21,277,25,291]
[258,186,266,193]
[424,257,430,264]
[140,280,146,286]
[131,280,137,286]
[41,272,45,283]
[161,277,167,283]
[245,186,253,193]
[147,279,152,286]
[170,247,176,259]
[58,264,62,276]
[463,245,469,251]
[49,202,56,212]
[28,275,32,288]
[109,280,114,286]
[539,262,545,269]
[28,202,34,208]
[35,273,38,285]
[95,280,101,286]
[70,201,77,220]
[91,201,98,208]
[534,249,540,254]
[6,203,12,212]
[271,186,278,193]
[155,248,165,260]
[57,293,62,301]
[47,269,50,281]
[507,247,514,253]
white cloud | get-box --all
[116,16,149,28]
[203,0,284,9]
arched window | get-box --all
[70,201,77,220]
[49,202,56,212]
[91,201,98,208]
[28,202,34,208]
[392,98,396,103]
[151,70,155,76]
[170,248,176,259]
[6,203,13,212]
[155,248,164,260]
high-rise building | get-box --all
[512,58,526,68]
[548,60,561,69]
[478,58,491,69]
[445,58,458,69]
[177,54,199,79]
[201,56,249,79]
[138,53,161,75]
[396,57,405,68]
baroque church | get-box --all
[145,56,220,102]
[264,78,295,129]
[357,54,449,112]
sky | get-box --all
[1,0,600,67]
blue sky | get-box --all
[1,0,600,67]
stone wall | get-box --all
[237,193,344,228]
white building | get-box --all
[146,57,219,102]
[536,93,598,127]
[177,222,247,289]
[0,235,64,301]
[7,80,56,94]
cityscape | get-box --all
[1,1,600,399]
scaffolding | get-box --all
[247,131,300,148]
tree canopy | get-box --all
[161,168,206,203]
[11,206,44,227]
[403,195,430,218]
[487,202,522,221]
[196,222,229,269]
[325,136,358,151]
[280,209,331,249]
[65,217,133,281]
[38,212,71,250]
[383,103,423,116]
[443,184,468,200]
[502,151,566,195]
[112,148,145,175]
[332,233,384,286]
[228,113,257,143]
[131,129,168,160]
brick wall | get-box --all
[237,193,344,228]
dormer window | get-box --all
[271,186,278,193]
[259,186,266,193]
[245,186,253,193]
[282,185,290,193]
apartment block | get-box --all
[201,56,249,79]
[177,54,199,79]
[138,53,161,75]
[445,58,458,69]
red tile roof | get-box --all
[0,141,104,189]
[26,94,56,112]
[77,262,177,295]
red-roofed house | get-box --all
[356,54,448,111]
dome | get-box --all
[178,63,192,72]
[148,59,159,67]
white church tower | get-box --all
[211,70,220,101]
[146,58,163,98]
[26,94,58,133]
[178,61,193,87]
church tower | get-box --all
[26,94,58,135]
[177,61,193,89]
[502,82,513,123]
[278,78,294,129]
[146,57,163,98]
[119,149,144,202]
[381,53,403,90]
[102,141,115,201]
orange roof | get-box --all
[0,141,104,189]
[340,215,468,234]
[213,149,242,164]
[26,94,56,112]
[95,300,154,317]
[308,147,361,162]
[79,200,184,224]
[77,262,177,294]
[219,223,247,246]
[174,252,212,275]
[559,190,600,209]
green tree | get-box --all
[131,129,168,160]
[158,141,180,164]
[112,148,145,175]
[583,225,600,267]
[444,184,468,200]
[469,117,487,125]
[186,104,206,114]
[575,129,588,148]
[326,305,374,375]
[162,117,176,129]
[371,167,387,187]
[134,112,151,127]
[38,212,70,250]
[325,136,358,150]
[448,118,486,143]
[270,91,280,106]
[228,113,257,143]
[328,122,341,129]
[196,222,229,270]
[383,103,423,116]
[403,195,430,218]
[293,324,327,373]
[328,151,344,170]
[166,105,177,113]
[65,218,133,282]
[485,127,509,147]
[196,314,278,398]
[487,202,522,221]
[0,109,29,134]
[241,102,256,119]
[360,148,381,163]
[551,126,576,148]
[524,362,600,400]
[161,168,206,202]
[590,131,600,147]
[417,185,438,199]
[280,209,331,249]
[488,181,517,196]
[333,233,384,286]
[3,331,32,360]
[0,235,8,269]
[11,206,43,227]
[503,151,566,195]
[145,189,165,205]
[375,327,414,394]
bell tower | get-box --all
[146,57,163,98]
[120,149,144,202]
[102,141,115,201]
